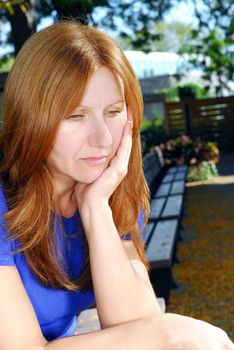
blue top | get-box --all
[0,183,144,341]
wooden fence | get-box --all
[164,96,234,152]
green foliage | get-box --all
[0,56,14,72]
[0,0,29,15]
[141,117,152,132]
[141,115,164,131]
[159,134,220,181]
[182,83,209,99]
[187,161,219,182]
[149,20,193,52]
[178,83,209,100]
[0,0,181,56]
[99,0,181,53]
[140,115,167,155]
[180,0,234,96]
[156,85,179,102]
[162,135,220,166]
[156,83,209,102]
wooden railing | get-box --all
[164,96,234,152]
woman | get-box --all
[0,21,233,350]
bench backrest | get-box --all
[143,151,163,191]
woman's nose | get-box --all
[87,120,113,148]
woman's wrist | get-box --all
[80,199,111,216]
[144,313,175,350]
[79,200,112,239]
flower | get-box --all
[154,134,220,182]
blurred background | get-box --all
[0,0,233,340]
[0,0,234,156]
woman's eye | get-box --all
[68,114,84,120]
[107,110,121,116]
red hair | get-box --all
[0,20,150,291]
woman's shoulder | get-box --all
[0,182,15,265]
[0,182,8,214]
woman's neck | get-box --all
[53,182,78,218]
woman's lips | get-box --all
[82,156,108,165]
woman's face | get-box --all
[47,66,127,189]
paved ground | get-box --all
[167,153,234,341]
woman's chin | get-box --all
[76,169,106,184]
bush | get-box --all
[141,116,167,156]
[187,161,219,181]
[178,83,209,100]
[155,134,220,181]
[155,82,209,102]
[160,134,219,166]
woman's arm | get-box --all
[0,266,164,350]
[45,313,234,350]
[75,115,160,328]
[0,267,232,350]
[81,201,161,329]
[45,315,167,350]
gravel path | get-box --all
[166,154,234,341]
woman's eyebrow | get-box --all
[79,99,125,109]
[106,99,125,107]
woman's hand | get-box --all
[74,110,133,212]
[159,312,234,350]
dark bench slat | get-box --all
[142,155,187,305]
[144,153,162,189]
[161,195,183,219]
[150,198,166,220]
[143,158,150,172]
[155,183,172,198]
[149,155,158,167]
[144,170,153,187]
[170,180,185,195]
[143,222,155,246]
[143,152,162,172]
[146,219,178,268]
[145,166,160,187]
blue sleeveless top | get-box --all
[0,183,144,341]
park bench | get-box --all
[142,151,187,303]
[144,219,179,303]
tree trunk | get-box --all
[7,3,37,56]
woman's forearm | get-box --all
[44,315,166,350]
[81,202,160,329]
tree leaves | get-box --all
[0,0,29,15]
[180,0,234,96]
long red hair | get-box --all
[0,20,150,291]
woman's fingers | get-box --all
[164,313,234,350]
[75,116,133,207]
[118,119,132,165]
[127,105,133,123]
[109,119,132,174]
[111,105,133,169]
